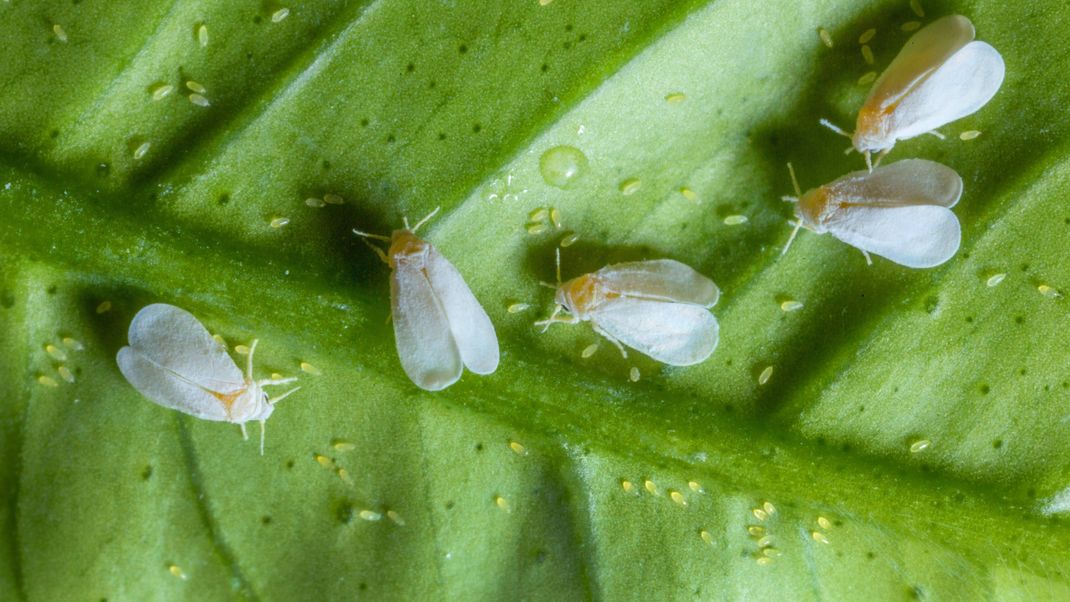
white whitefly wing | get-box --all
[827,159,963,209]
[116,303,245,421]
[593,297,719,366]
[391,259,463,391]
[117,347,232,421]
[825,204,961,268]
[424,246,499,375]
[883,40,1005,140]
[594,259,720,307]
[864,15,976,111]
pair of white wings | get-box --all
[864,15,1005,142]
[587,260,720,367]
[822,159,963,268]
[117,303,247,422]
[392,246,499,391]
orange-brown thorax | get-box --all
[210,386,247,420]
[557,274,620,319]
[853,104,894,152]
[795,186,834,233]
[388,230,430,269]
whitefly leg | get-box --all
[592,324,628,360]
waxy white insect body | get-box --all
[783,159,963,268]
[116,304,300,454]
[538,253,720,366]
[354,208,499,391]
[823,15,1004,168]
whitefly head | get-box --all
[228,381,274,423]
[852,113,895,155]
[388,230,430,268]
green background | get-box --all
[1,0,1069,599]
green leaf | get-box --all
[2,0,1070,599]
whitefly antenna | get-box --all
[780,162,804,258]
[410,206,442,234]
[787,162,801,198]
[351,228,390,241]
[554,247,562,285]
[819,118,852,139]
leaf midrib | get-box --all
[2,161,1069,581]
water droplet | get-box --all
[539,146,588,189]
[619,178,642,196]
